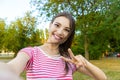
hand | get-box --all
[62,49,107,80]
[62,48,87,69]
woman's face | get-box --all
[48,16,71,44]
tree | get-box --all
[2,24,20,54]
[102,0,120,52]
[2,12,42,57]
[0,18,6,50]
[30,0,110,59]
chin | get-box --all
[47,40,61,44]
[51,41,60,44]
[48,38,64,44]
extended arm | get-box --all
[75,55,107,80]
[7,52,30,75]
[62,49,107,80]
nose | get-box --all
[57,28,63,35]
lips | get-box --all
[53,34,62,41]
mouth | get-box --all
[53,34,62,41]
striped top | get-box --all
[19,46,76,80]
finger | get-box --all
[62,56,83,68]
[76,62,83,68]
[68,48,77,61]
[79,55,87,66]
[61,56,74,63]
[75,55,87,67]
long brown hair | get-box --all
[51,12,75,73]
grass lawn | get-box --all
[73,58,120,80]
[1,57,120,80]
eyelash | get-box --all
[54,23,70,32]
[65,29,70,32]
[54,24,59,27]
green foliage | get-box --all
[30,0,120,59]
[101,0,120,52]
[0,19,6,49]
[72,34,85,56]
[0,12,46,57]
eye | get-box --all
[65,29,70,32]
[54,24,59,27]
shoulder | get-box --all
[18,46,43,57]
[19,46,34,52]
[18,46,35,59]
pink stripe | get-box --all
[19,47,76,80]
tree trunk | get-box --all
[84,34,89,60]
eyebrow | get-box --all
[65,27,70,29]
[54,22,61,25]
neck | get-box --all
[44,39,60,49]
[44,42,59,50]
[41,42,60,56]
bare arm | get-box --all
[7,52,30,75]
[62,49,107,80]
[75,55,107,80]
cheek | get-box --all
[48,27,54,35]
[61,36,69,44]
[63,32,70,41]
[48,24,53,32]
[64,32,70,38]
[49,24,56,32]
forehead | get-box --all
[53,16,70,27]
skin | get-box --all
[62,49,107,80]
[0,62,22,80]
[48,16,70,44]
[0,16,107,80]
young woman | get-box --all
[0,12,107,80]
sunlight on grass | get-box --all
[90,58,120,71]
[73,58,120,80]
